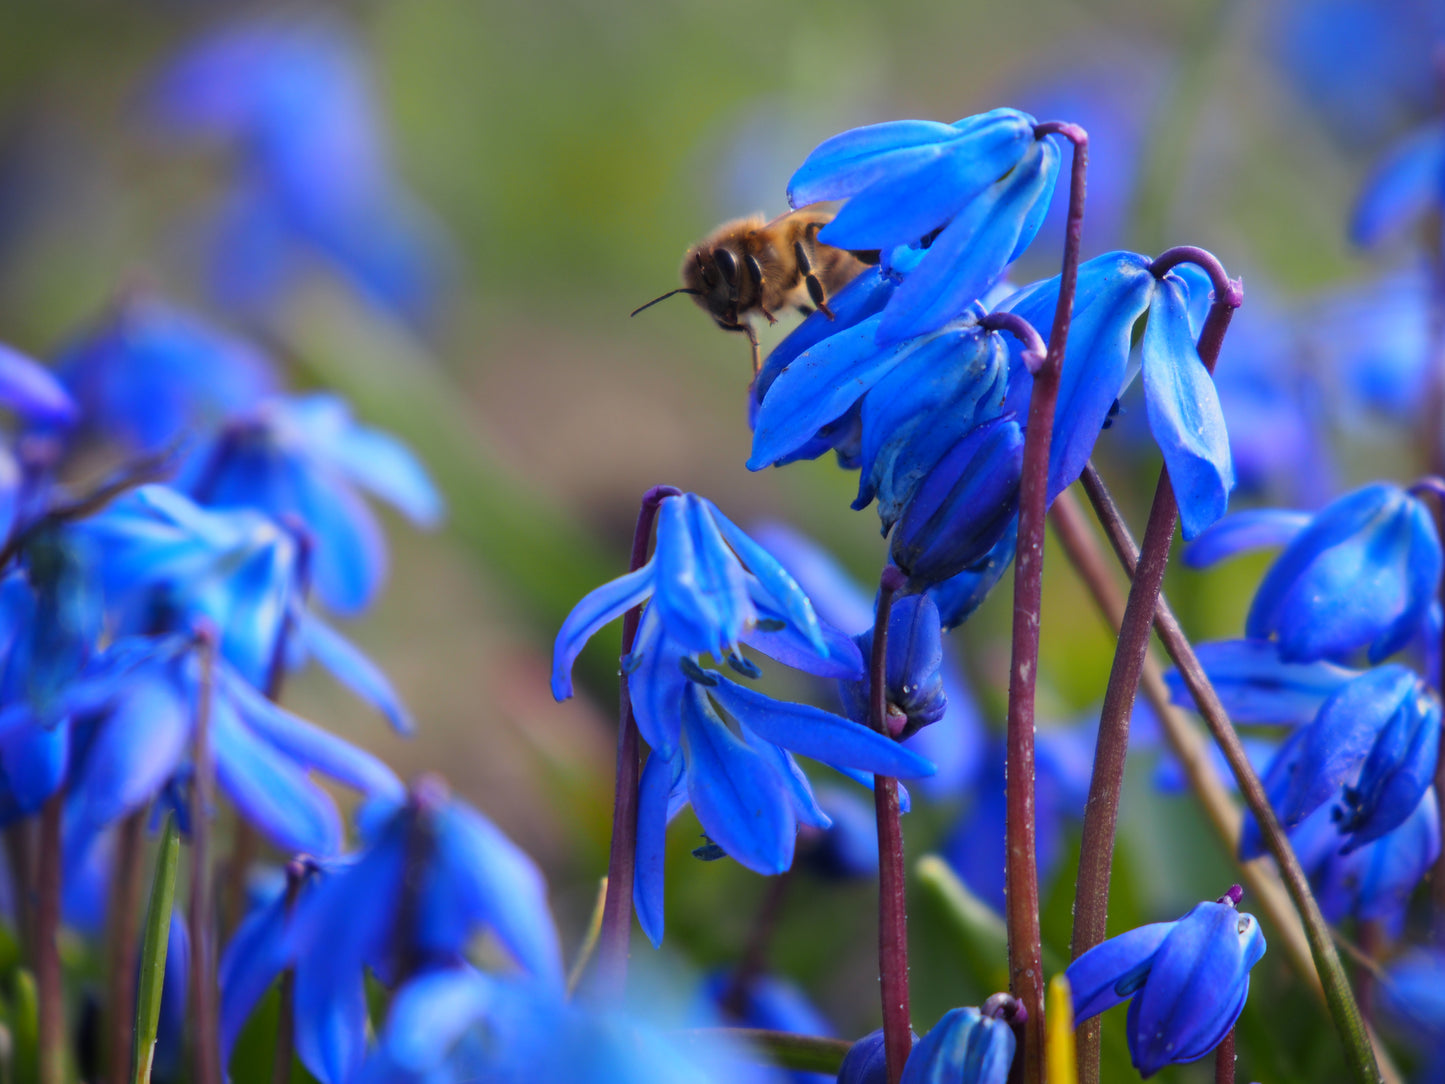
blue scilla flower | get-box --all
[185,393,444,616]
[1379,949,1445,1056]
[797,785,879,879]
[49,632,401,855]
[788,110,1060,343]
[1187,484,1443,663]
[997,251,1235,536]
[838,593,947,741]
[898,1007,1015,1084]
[749,521,986,797]
[1067,890,1266,1078]
[149,15,451,328]
[698,970,835,1084]
[1290,788,1439,935]
[274,777,563,1083]
[1162,638,1359,726]
[632,654,933,946]
[77,484,412,731]
[57,294,279,453]
[0,342,76,430]
[552,492,861,710]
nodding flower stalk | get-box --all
[1001,119,1087,1084]
[597,484,678,996]
[1070,246,1242,1084]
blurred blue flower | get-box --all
[149,15,452,328]
[1162,638,1358,726]
[1191,483,1442,663]
[1379,949,1445,1056]
[1067,892,1266,1077]
[999,251,1234,536]
[1352,122,1445,248]
[838,1029,896,1084]
[698,970,835,1084]
[789,110,1060,343]
[57,294,279,453]
[185,393,443,616]
[280,777,563,1083]
[632,656,933,946]
[798,785,879,879]
[0,342,76,430]
[749,522,986,798]
[552,492,861,712]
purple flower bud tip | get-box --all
[981,992,1027,1024]
[1218,884,1244,906]
[409,773,450,813]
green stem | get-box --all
[132,815,180,1084]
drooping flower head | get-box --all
[837,1004,1015,1084]
[1066,889,1266,1078]
[788,109,1061,343]
[1186,483,1443,663]
[997,250,1236,537]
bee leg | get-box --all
[719,320,762,376]
[743,253,777,325]
[794,239,835,320]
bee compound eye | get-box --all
[712,247,739,285]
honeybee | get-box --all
[631,207,874,375]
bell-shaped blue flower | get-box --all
[1067,892,1266,1077]
[798,785,880,879]
[998,251,1235,535]
[789,109,1060,343]
[838,593,946,740]
[185,393,443,616]
[57,294,279,453]
[0,342,76,430]
[839,1029,896,1084]
[282,777,563,1083]
[697,970,835,1084]
[925,519,1017,631]
[552,492,861,711]
[1163,638,1358,726]
[632,657,933,946]
[899,1007,1015,1084]
[1379,949,1445,1054]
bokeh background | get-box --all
[3,0,1443,1079]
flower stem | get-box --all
[1068,248,1241,1083]
[593,484,681,998]
[270,859,309,1084]
[722,869,794,1018]
[1077,465,1381,1084]
[36,792,63,1084]
[868,564,910,1084]
[107,810,147,1084]
[189,625,222,1084]
[1215,1029,1235,1084]
[1004,120,1088,1084]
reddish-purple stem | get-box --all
[868,564,909,1084]
[1215,1029,1236,1084]
[107,811,147,1084]
[190,624,222,1084]
[37,793,63,1084]
[1004,120,1087,1084]
[1070,250,1241,1084]
[593,484,681,997]
[271,858,312,1084]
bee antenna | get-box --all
[630,288,701,317]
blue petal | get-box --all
[707,674,935,779]
[1164,639,1359,725]
[833,765,912,813]
[321,415,444,528]
[999,252,1156,502]
[550,563,654,701]
[427,800,565,986]
[1350,123,1445,247]
[926,518,1017,630]
[0,343,75,426]
[1066,920,1175,1022]
[287,457,387,616]
[788,116,1005,208]
[67,675,188,832]
[1141,273,1234,539]
[1246,483,1397,650]
[626,608,687,758]
[741,578,864,679]
[295,609,415,733]
[680,684,795,875]
[295,942,370,1084]
[634,749,683,948]
[1370,495,1444,663]
[746,522,873,635]
[210,692,343,855]
[704,500,826,654]
[739,727,832,831]
[1354,790,1441,926]
[1339,680,1440,849]
[224,672,403,800]
[219,888,289,1065]
[651,495,752,657]
[1182,510,1312,569]
[749,316,906,470]
[0,719,69,814]
[382,967,497,1072]
[877,137,1060,344]
[901,1007,1015,1084]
